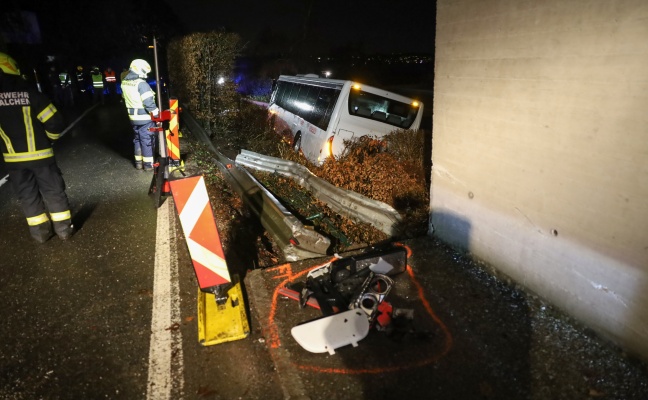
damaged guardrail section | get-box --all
[235,150,402,236]
[182,111,330,261]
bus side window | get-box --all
[285,83,300,114]
[275,81,287,107]
[314,87,338,130]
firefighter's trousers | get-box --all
[8,163,72,242]
[132,122,156,168]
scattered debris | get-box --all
[286,244,417,353]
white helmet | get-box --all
[129,59,151,78]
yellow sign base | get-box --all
[169,159,185,174]
[197,275,250,346]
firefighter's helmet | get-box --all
[77,65,83,71]
[129,59,151,78]
[0,52,20,76]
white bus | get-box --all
[268,74,424,166]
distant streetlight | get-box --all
[323,71,331,78]
[217,76,225,85]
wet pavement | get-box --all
[0,103,159,398]
[245,237,648,400]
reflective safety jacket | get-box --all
[91,71,104,88]
[58,72,70,88]
[121,71,158,125]
[0,75,66,168]
[104,70,116,83]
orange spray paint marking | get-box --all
[264,260,337,348]
[263,247,454,372]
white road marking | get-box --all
[147,199,184,399]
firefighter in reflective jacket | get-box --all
[90,66,104,105]
[58,68,74,108]
[121,59,159,170]
[0,53,74,242]
[103,66,117,101]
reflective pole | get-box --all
[151,36,169,207]
[152,36,164,113]
[152,37,167,162]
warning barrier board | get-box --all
[169,175,231,289]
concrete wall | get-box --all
[431,0,648,359]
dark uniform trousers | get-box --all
[8,163,72,241]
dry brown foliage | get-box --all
[315,135,428,212]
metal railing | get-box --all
[182,111,331,261]
[235,150,402,236]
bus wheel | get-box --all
[292,133,302,152]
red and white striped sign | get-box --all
[169,176,231,289]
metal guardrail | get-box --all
[182,111,330,261]
[235,150,402,236]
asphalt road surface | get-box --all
[0,103,282,399]
[1,102,647,400]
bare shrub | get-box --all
[383,128,428,185]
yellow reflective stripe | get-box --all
[141,91,154,100]
[50,210,71,221]
[0,127,14,153]
[47,131,60,141]
[167,138,180,159]
[23,106,36,152]
[134,154,143,161]
[143,156,154,163]
[37,104,57,123]
[3,148,54,162]
[27,213,50,226]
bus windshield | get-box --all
[348,89,419,129]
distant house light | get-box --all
[217,77,225,85]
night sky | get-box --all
[1,0,434,87]
[163,0,436,54]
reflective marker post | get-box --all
[148,36,171,207]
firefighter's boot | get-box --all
[53,221,75,240]
[29,222,54,243]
